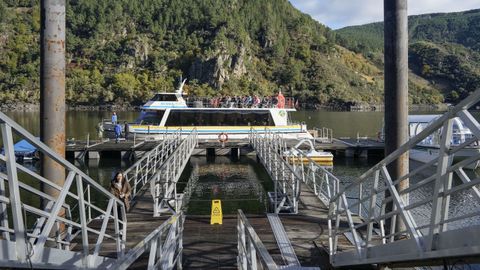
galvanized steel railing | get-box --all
[249,129,300,214]
[289,149,340,206]
[313,127,333,144]
[328,90,480,266]
[237,209,279,270]
[0,112,127,268]
[123,129,182,200]
[122,128,197,216]
[114,211,185,270]
[237,210,320,270]
[151,129,197,216]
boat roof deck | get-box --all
[143,96,297,110]
[142,107,296,111]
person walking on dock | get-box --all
[111,171,132,212]
[114,123,122,143]
[111,112,118,124]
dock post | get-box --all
[40,0,66,210]
[384,0,409,235]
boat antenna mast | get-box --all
[177,78,187,95]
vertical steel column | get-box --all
[384,0,409,234]
[40,0,66,207]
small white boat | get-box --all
[408,115,480,169]
[284,139,333,166]
[122,80,313,141]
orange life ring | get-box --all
[218,132,229,143]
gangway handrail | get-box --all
[114,211,184,270]
[237,210,278,270]
[237,210,320,270]
[123,128,182,200]
[289,147,341,205]
[150,129,198,216]
[249,128,301,213]
[328,89,480,266]
[0,112,127,268]
[121,128,197,216]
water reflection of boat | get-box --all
[408,115,480,170]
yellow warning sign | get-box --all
[210,200,223,225]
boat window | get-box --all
[165,110,274,126]
[151,94,178,102]
[136,110,165,125]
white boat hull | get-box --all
[409,147,480,170]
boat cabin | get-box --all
[409,115,475,147]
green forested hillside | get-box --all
[337,9,480,102]
[0,0,443,107]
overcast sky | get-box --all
[289,0,480,29]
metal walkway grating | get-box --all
[267,213,300,267]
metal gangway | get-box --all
[0,111,192,269]
[328,90,480,266]
[123,128,198,216]
[250,128,339,213]
[249,129,302,214]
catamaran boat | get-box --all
[123,81,313,141]
[408,115,480,169]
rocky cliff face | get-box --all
[189,45,247,88]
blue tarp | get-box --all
[13,139,37,156]
[1,139,37,157]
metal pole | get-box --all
[40,0,66,210]
[384,0,409,234]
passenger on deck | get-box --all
[111,171,132,212]
[277,91,285,109]
[253,95,261,108]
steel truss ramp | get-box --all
[151,130,197,216]
[250,129,301,213]
[0,112,186,269]
[0,112,127,269]
[123,129,197,216]
[329,89,480,267]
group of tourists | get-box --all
[185,91,287,109]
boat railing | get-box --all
[183,97,296,109]
[328,89,480,266]
[313,127,333,143]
